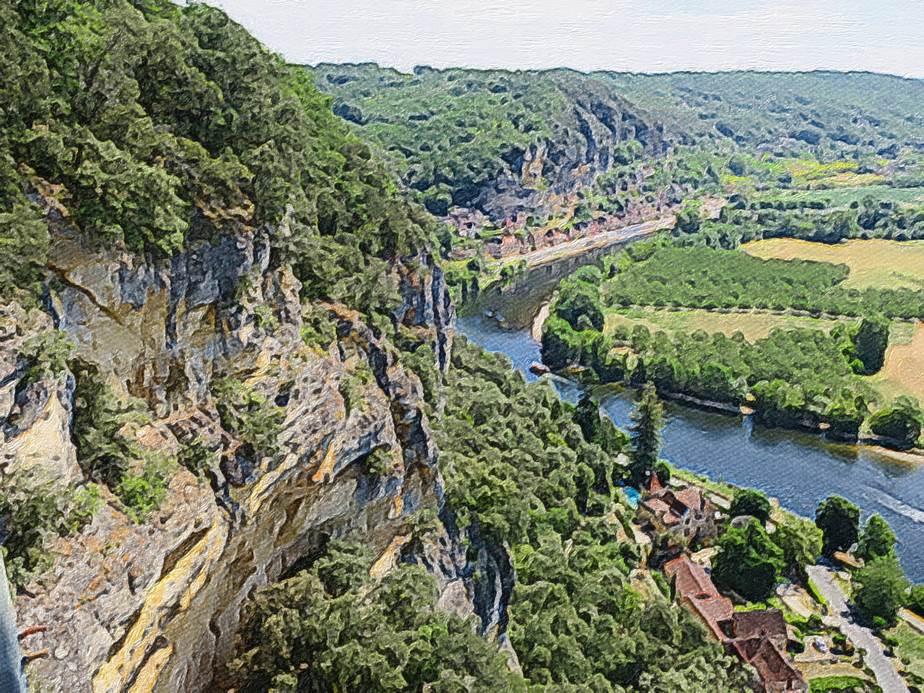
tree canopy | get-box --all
[712,517,784,602]
[815,496,860,556]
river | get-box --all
[458,272,924,581]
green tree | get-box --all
[229,541,523,692]
[852,554,910,627]
[712,517,784,602]
[867,397,923,449]
[555,284,604,331]
[574,394,626,455]
[909,584,924,618]
[771,515,823,580]
[628,383,664,486]
[0,470,99,589]
[729,488,772,524]
[856,514,897,562]
[851,315,890,375]
[815,495,860,556]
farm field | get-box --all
[743,238,924,291]
[603,306,847,342]
[754,184,924,207]
[866,322,924,402]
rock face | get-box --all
[1,218,502,692]
[311,65,670,229]
[472,79,667,225]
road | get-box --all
[806,565,909,693]
[498,216,675,270]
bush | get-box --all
[72,364,149,485]
[867,397,923,449]
[712,517,784,602]
[115,456,176,523]
[729,488,772,523]
[815,495,860,556]
[856,514,897,562]
[909,584,924,618]
[17,330,74,387]
[0,471,100,589]
[177,438,216,478]
[212,377,284,459]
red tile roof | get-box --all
[664,556,733,639]
[663,557,806,692]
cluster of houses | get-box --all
[446,204,661,260]
[637,475,808,693]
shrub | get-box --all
[71,364,149,485]
[115,455,176,523]
[212,377,284,459]
[867,397,923,449]
[712,517,784,601]
[0,471,100,589]
[18,330,74,387]
[729,488,772,523]
[177,437,216,478]
[815,495,860,556]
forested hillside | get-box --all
[313,64,924,234]
[0,2,757,691]
[0,0,435,318]
[311,63,670,222]
[604,71,924,155]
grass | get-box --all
[865,322,924,402]
[807,577,830,611]
[808,674,874,692]
[742,238,924,291]
[884,620,924,683]
[755,185,924,207]
[604,306,847,342]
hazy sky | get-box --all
[203,0,924,78]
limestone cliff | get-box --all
[1,212,504,691]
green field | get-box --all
[755,185,924,207]
[604,306,847,342]
[866,322,924,402]
[884,620,924,684]
[743,238,924,291]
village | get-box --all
[626,468,924,693]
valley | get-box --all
[2,2,924,690]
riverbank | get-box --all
[492,216,673,272]
[459,314,924,582]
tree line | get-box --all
[542,259,923,448]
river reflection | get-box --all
[458,315,924,581]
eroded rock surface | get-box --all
[1,222,501,692]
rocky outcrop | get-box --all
[1,216,492,692]
[473,78,667,225]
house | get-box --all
[664,556,807,693]
[722,609,788,652]
[728,637,807,693]
[639,476,718,544]
[664,555,734,640]
[485,231,522,259]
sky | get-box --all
[202,0,924,78]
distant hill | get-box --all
[310,64,669,221]
[310,65,924,225]
[601,71,924,152]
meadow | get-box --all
[867,322,924,402]
[743,238,924,291]
[604,306,847,342]
[754,185,924,208]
